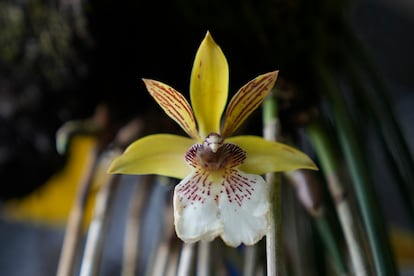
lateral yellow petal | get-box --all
[221,71,278,138]
[143,79,200,140]
[226,135,318,174]
[108,134,193,179]
[190,31,229,138]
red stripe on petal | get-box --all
[176,170,215,207]
[143,79,200,140]
[221,71,278,138]
[222,170,256,207]
[185,140,246,172]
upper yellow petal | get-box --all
[226,135,318,174]
[143,79,200,140]
[190,31,229,138]
[108,134,193,179]
[221,71,279,138]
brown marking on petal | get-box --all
[225,186,233,203]
[221,169,256,207]
[221,72,277,137]
[151,84,193,130]
[185,134,246,172]
[225,73,275,118]
[176,170,214,210]
[181,137,260,210]
[144,79,199,139]
[225,80,270,130]
[185,144,203,168]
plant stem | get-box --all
[176,243,195,276]
[340,48,414,225]
[145,180,175,276]
[165,242,180,276]
[196,241,210,276]
[121,175,153,276]
[314,216,347,275]
[243,245,257,276]
[314,62,398,275]
[79,173,120,276]
[285,169,348,275]
[307,118,369,275]
[263,92,283,276]
[57,146,99,276]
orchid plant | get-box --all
[108,32,317,247]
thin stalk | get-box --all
[121,175,153,276]
[165,241,180,276]
[307,118,369,275]
[57,146,99,276]
[283,182,317,276]
[149,242,170,276]
[285,170,348,275]
[263,92,283,276]
[145,182,175,276]
[196,241,210,276]
[79,173,120,276]
[243,245,257,276]
[314,62,398,275]
[176,243,195,276]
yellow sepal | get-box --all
[108,134,193,179]
[226,135,318,174]
[190,31,229,138]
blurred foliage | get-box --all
[0,0,88,90]
[0,0,93,199]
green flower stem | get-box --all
[263,92,283,276]
[314,63,398,276]
[307,118,368,275]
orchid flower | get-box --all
[109,32,317,247]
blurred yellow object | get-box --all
[390,226,414,270]
[2,135,102,228]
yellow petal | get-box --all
[108,134,194,179]
[226,135,318,174]
[143,79,200,140]
[190,31,229,138]
[221,71,278,138]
